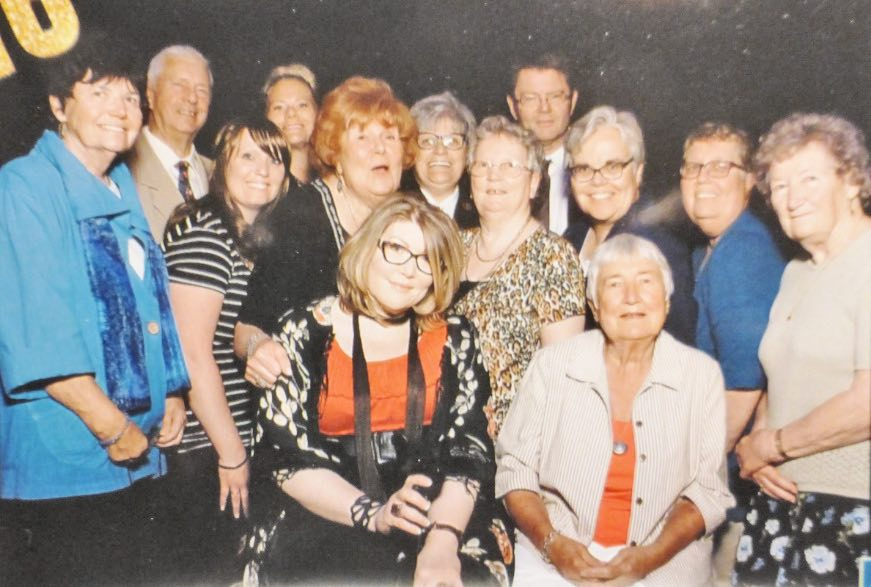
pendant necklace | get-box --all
[613,440,628,455]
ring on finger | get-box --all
[390,503,402,517]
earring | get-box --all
[58,121,66,137]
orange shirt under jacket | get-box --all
[593,419,637,547]
[319,325,448,436]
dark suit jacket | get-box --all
[400,172,479,230]
[564,205,698,346]
[126,132,215,241]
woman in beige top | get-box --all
[734,113,870,586]
[497,234,732,586]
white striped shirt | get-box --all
[163,208,255,452]
[496,329,733,586]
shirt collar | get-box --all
[421,187,460,215]
[36,130,134,221]
[144,126,198,167]
[565,329,683,393]
[545,146,566,173]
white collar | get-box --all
[143,126,199,168]
[421,187,460,217]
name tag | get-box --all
[128,237,145,280]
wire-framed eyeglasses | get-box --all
[417,133,466,151]
[680,160,746,179]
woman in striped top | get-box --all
[161,116,290,584]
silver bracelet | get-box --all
[245,332,267,360]
[99,415,131,448]
[541,529,561,564]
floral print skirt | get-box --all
[733,490,869,586]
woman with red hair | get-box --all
[235,76,418,392]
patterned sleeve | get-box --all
[255,309,345,485]
[531,235,585,328]
[162,213,232,295]
[435,317,496,484]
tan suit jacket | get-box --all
[127,132,214,241]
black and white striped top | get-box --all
[163,206,254,453]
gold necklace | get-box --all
[474,218,532,264]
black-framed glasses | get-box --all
[379,240,432,275]
[514,91,571,109]
[417,133,466,151]
[469,160,531,179]
[570,159,634,182]
[680,160,746,179]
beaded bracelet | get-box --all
[99,415,131,448]
[245,332,267,360]
[541,529,561,564]
[350,494,383,532]
[218,454,249,470]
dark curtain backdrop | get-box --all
[0,0,867,198]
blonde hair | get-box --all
[262,63,317,95]
[337,195,463,330]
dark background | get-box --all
[1,0,867,199]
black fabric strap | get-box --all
[351,313,425,500]
[403,313,425,447]
[352,313,383,499]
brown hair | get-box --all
[509,53,574,96]
[312,76,417,175]
[337,195,463,330]
[683,122,752,168]
[167,116,290,258]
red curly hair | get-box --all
[312,76,417,174]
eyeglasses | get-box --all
[570,159,634,182]
[469,160,531,179]
[680,160,746,179]
[514,91,571,109]
[417,133,466,151]
[379,240,432,275]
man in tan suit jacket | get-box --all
[128,45,214,241]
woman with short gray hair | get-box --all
[498,233,732,586]
[563,105,696,345]
[733,113,871,586]
[407,91,479,228]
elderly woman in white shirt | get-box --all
[496,234,733,586]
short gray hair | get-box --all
[262,63,317,96]
[410,91,477,152]
[147,45,212,88]
[586,234,674,310]
[469,115,543,173]
[565,105,645,167]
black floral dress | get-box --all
[242,298,514,586]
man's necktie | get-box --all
[176,161,195,203]
[535,158,551,228]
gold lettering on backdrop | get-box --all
[0,37,13,77]
[0,0,80,79]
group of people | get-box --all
[0,32,868,587]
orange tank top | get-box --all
[593,419,636,546]
[319,325,448,436]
